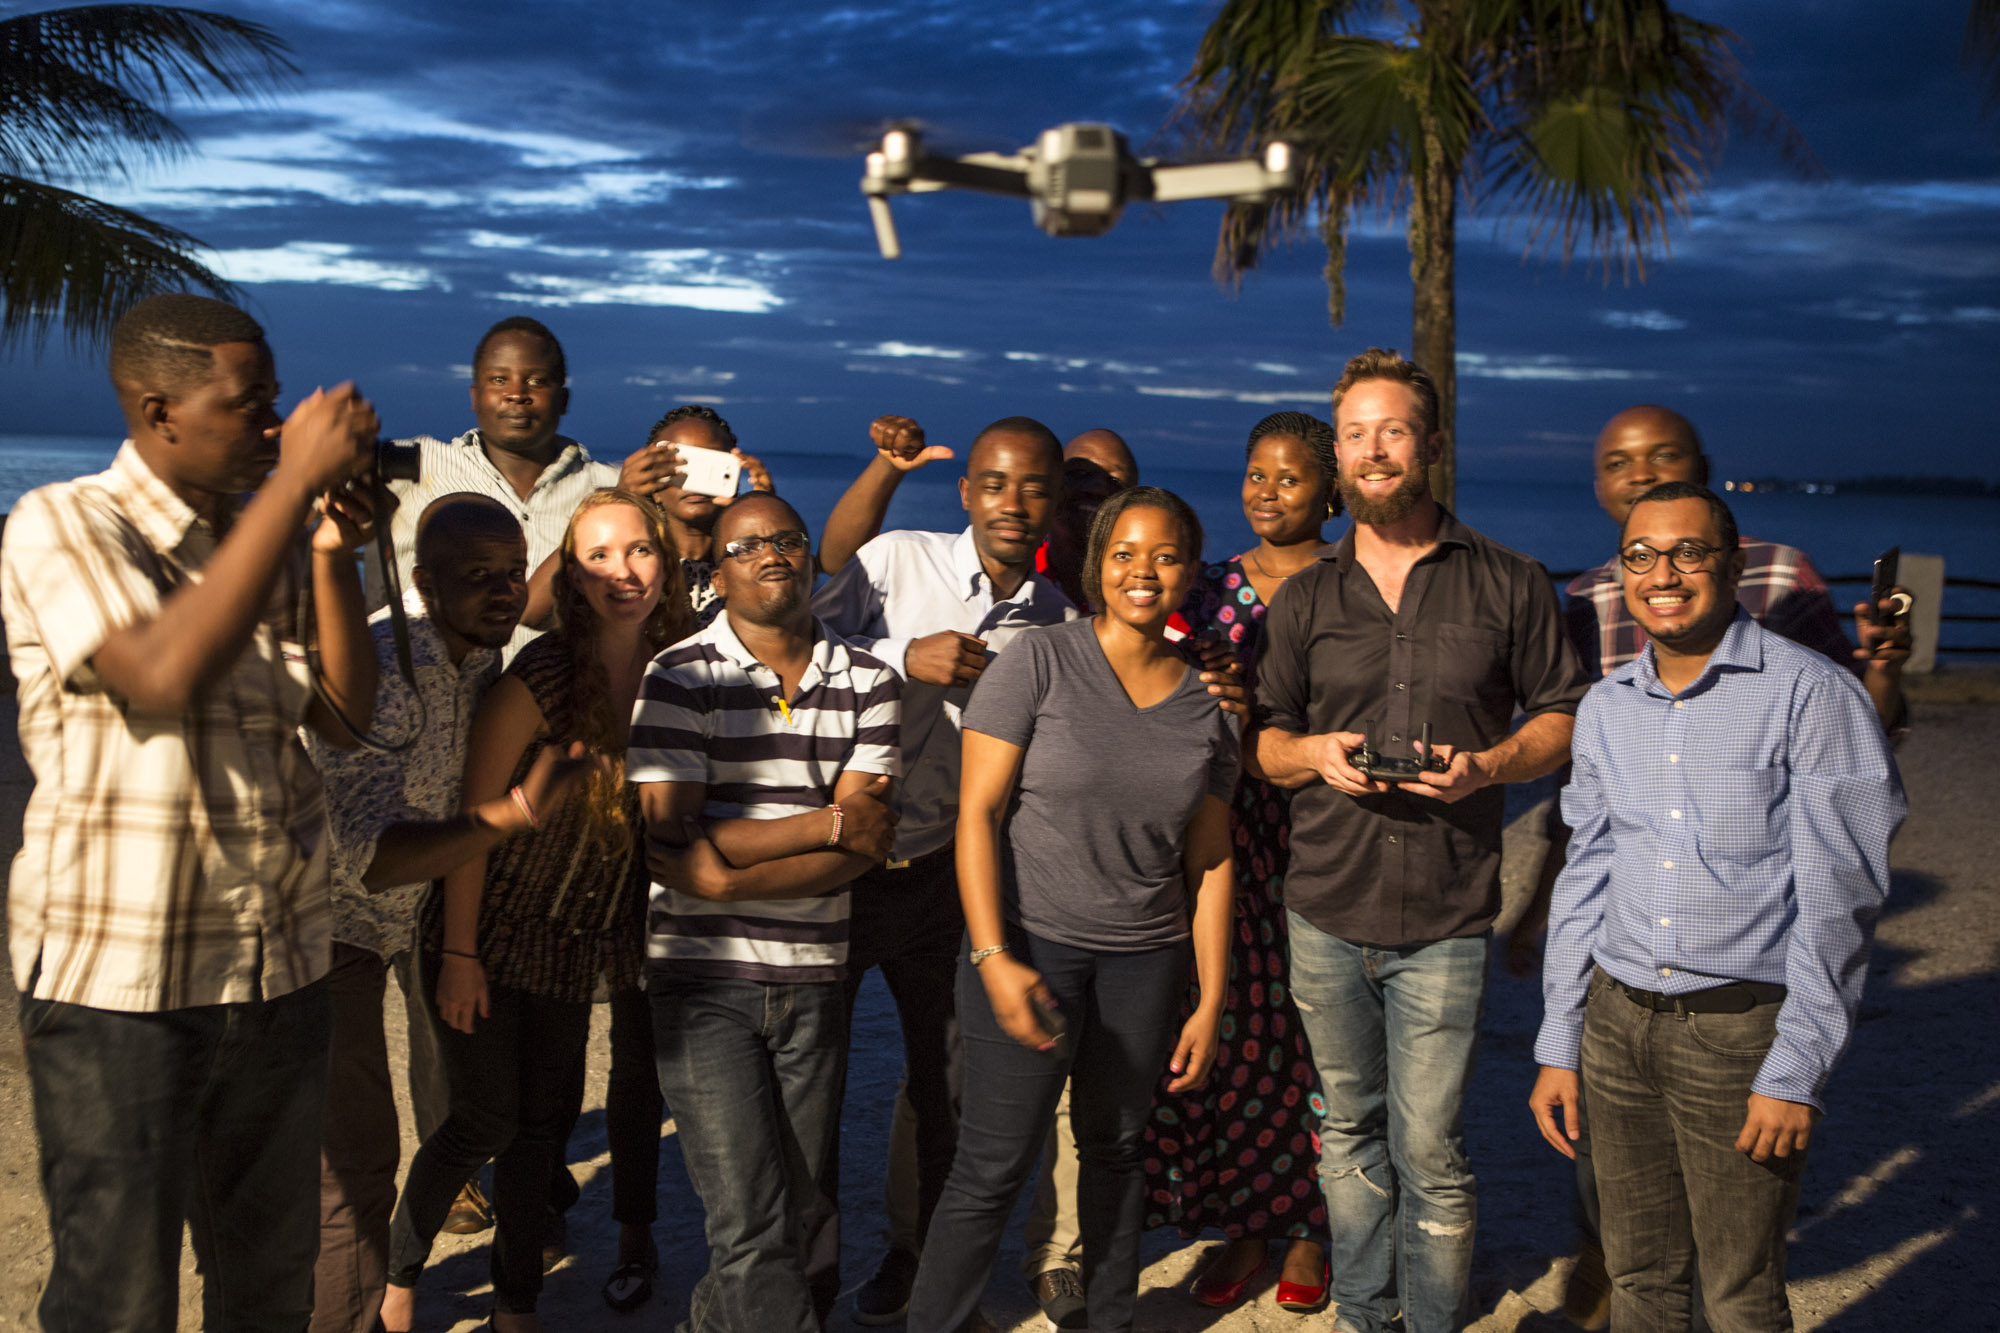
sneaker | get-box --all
[1032,1266,1088,1331]
[1564,1237,1611,1330]
[852,1248,920,1326]
[440,1180,493,1235]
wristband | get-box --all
[969,944,1008,967]
[443,947,478,961]
[825,803,844,847]
[510,785,542,832]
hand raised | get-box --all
[278,384,379,496]
[618,441,681,498]
[870,415,954,472]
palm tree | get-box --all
[1178,0,1807,506]
[1,4,294,352]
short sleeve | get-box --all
[1252,571,1314,733]
[1204,706,1243,804]
[1510,560,1590,718]
[961,626,1048,748]
[627,657,714,785]
[844,668,903,779]
[1,486,166,692]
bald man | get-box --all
[310,495,592,1333]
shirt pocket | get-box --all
[1685,766,1786,869]
[1433,623,1510,708]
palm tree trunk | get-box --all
[1408,151,1458,509]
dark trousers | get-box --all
[551,985,665,1227]
[650,974,847,1333]
[837,842,965,1254]
[906,931,1190,1333]
[1583,969,1804,1333]
[386,975,590,1314]
[20,977,331,1333]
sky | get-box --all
[6,0,1999,483]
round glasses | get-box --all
[1619,541,1724,575]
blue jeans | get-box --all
[20,978,332,1333]
[1286,915,1487,1333]
[906,930,1191,1333]
[650,974,847,1333]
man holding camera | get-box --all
[1250,349,1587,1333]
[3,293,380,1329]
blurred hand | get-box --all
[436,954,489,1035]
[1853,586,1913,672]
[277,384,379,495]
[310,484,378,556]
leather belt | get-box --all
[1610,975,1786,1015]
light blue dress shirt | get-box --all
[1535,610,1905,1108]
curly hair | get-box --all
[1330,347,1440,441]
[1082,485,1204,614]
[553,489,695,849]
[649,403,737,448]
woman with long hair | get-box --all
[904,486,1239,1333]
[1145,412,1341,1312]
[380,489,693,1333]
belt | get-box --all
[1610,975,1787,1015]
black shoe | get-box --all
[1032,1267,1088,1330]
[603,1257,657,1313]
[852,1247,921,1326]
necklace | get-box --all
[1248,548,1296,581]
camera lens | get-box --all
[375,440,421,483]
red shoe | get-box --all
[1190,1248,1268,1308]
[1274,1261,1330,1313]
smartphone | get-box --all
[1869,546,1900,625]
[663,444,741,499]
[1034,992,1070,1061]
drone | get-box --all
[860,122,1295,259]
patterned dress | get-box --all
[1143,556,1328,1241]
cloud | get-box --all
[847,341,977,360]
[624,365,739,388]
[1596,309,1688,332]
[1136,385,1327,405]
[1814,298,2000,326]
[210,242,442,291]
[1456,352,1653,383]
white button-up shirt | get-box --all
[811,527,1075,862]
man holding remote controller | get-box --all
[1250,348,1588,1333]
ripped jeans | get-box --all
[1285,915,1487,1333]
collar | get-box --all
[1622,606,1765,699]
[105,441,209,555]
[952,526,1062,609]
[712,609,845,693]
[1324,505,1477,572]
[1568,550,1623,598]
[451,428,589,481]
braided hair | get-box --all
[649,403,736,448]
[1247,410,1341,516]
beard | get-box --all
[1338,463,1431,526]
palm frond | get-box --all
[0,172,237,352]
[0,5,295,179]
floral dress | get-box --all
[1142,556,1328,1241]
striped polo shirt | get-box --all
[629,611,901,983]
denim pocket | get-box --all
[1685,1005,1779,1060]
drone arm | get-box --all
[912,155,1034,198]
[1144,159,1288,204]
[867,195,902,260]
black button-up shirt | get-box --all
[1256,511,1588,947]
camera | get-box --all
[374,438,421,484]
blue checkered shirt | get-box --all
[1534,610,1905,1108]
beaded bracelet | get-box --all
[824,803,844,847]
[510,785,542,832]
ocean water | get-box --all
[6,435,1995,650]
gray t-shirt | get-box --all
[962,616,1241,952]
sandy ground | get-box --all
[0,694,1994,1332]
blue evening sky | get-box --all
[6,0,1998,482]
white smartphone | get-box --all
[664,445,741,499]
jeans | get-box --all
[1582,969,1804,1333]
[1286,914,1487,1333]
[386,976,591,1314]
[839,842,964,1255]
[906,931,1191,1333]
[20,977,331,1333]
[650,974,847,1333]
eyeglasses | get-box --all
[1619,541,1724,575]
[721,530,809,562]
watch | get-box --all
[969,944,1008,967]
